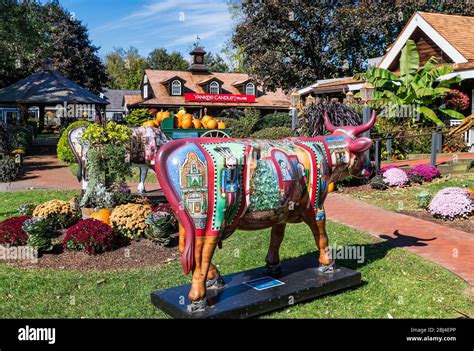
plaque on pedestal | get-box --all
[151,255,361,319]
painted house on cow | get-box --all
[129,47,290,117]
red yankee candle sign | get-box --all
[184,93,256,103]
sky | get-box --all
[56,0,235,59]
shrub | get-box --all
[416,191,432,209]
[407,164,440,182]
[18,204,36,216]
[0,156,21,182]
[383,168,409,187]
[251,127,293,140]
[0,216,30,246]
[57,121,90,163]
[23,217,54,252]
[257,112,292,131]
[33,200,78,230]
[11,126,33,150]
[63,219,117,255]
[445,89,470,111]
[407,172,424,185]
[229,109,260,138]
[110,203,153,240]
[429,187,473,220]
[126,109,154,126]
[369,175,389,190]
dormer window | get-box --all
[209,81,220,95]
[245,82,256,96]
[171,80,182,96]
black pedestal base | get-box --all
[151,255,361,319]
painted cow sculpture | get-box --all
[155,111,377,312]
[68,126,171,193]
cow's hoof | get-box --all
[318,261,335,273]
[264,263,282,277]
[206,275,225,289]
[187,298,208,313]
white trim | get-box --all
[438,68,474,82]
[348,83,363,91]
[209,81,220,95]
[378,12,468,69]
[472,89,474,115]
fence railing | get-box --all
[371,126,448,170]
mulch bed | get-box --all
[3,233,180,272]
[397,210,473,234]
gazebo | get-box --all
[0,63,107,129]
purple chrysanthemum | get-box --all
[407,164,441,182]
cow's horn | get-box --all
[352,110,377,136]
[324,112,337,133]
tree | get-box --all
[43,2,108,94]
[147,48,189,71]
[231,0,474,92]
[355,40,463,127]
[105,47,149,90]
[205,52,229,73]
[0,1,108,93]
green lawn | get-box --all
[347,173,474,212]
[0,190,472,318]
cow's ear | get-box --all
[348,137,373,153]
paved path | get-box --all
[381,152,474,167]
[0,146,160,193]
[326,193,474,287]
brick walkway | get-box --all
[0,146,160,193]
[381,152,474,167]
[326,193,474,287]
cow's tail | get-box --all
[68,127,86,182]
[155,140,195,275]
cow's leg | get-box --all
[188,236,219,312]
[137,164,148,194]
[303,209,334,272]
[264,223,286,276]
[206,262,225,289]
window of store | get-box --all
[171,80,182,96]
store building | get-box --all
[129,47,290,117]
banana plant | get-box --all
[355,39,464,126]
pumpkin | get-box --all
[202,115,213,124]
[90,209,112,225]
[217,121,226,129]
[177,109,186,117]
[192,119,202,129]
[162,111,171,119]
[181,118,193,129]
[206,119,218,129]
[143,120,156,127]
[328,182,335,193]
[156,111,164,122]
